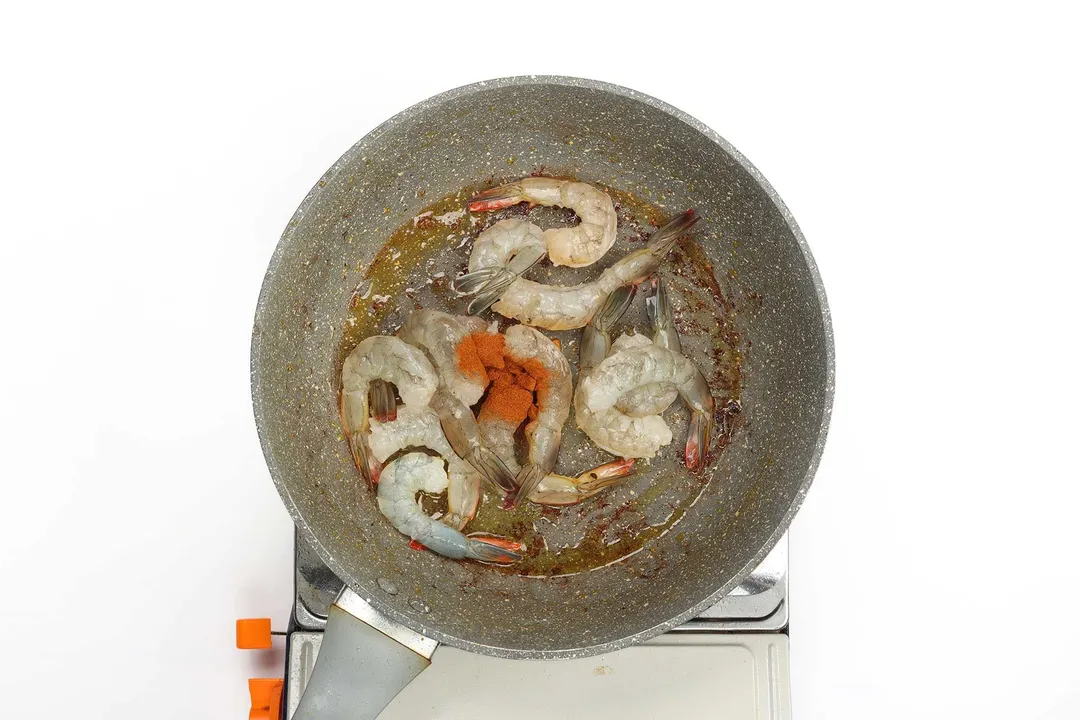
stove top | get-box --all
[283,531,790,719]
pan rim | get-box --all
[251,74,835,660]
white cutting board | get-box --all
[378,634,789,720]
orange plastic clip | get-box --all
[248,678,283,720]
[235,618,273,650]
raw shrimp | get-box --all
[468,177,617,268]
[368,404,481,531]
[611,334,679,418]
[340,336,437,485]
[376,453,522,563]
[502,325,572,506]
[455,210,698,330]
[575,344,715,469]
[579,276,679,419]
[574,276,715,470]
[465,322,633,506]
[615,276,682,417]
[399,309,491,405]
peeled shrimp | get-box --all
[399,309,490,405]
[613,276,683,417]
[468,177,617,268]
[502,324,572,506]
[451,218,548,315]
[576,344,714,468]
[455,210,698,330]
[376,453,522,563]
[368,404,481,531]
[340,336,437,485]
[574,276,715,470]
[612,332,679,418]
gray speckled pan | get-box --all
[251,76,834,660]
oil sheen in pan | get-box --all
[337,174,743,577]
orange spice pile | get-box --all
[455,332,504,386]
[456,331,551,425]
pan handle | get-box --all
[293,587,438,720]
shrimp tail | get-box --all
[567,458,636,500]
[463,271,519,315]
[348,433,382,487]
[646,275,682,353]
[465,535,524,563]
[581,282,637,372]
[467,184,524,212]
[647,209,699,257]
[686,410,714,472]
[506,463,546,508]
[593,283,637,332]
[465,445,519,494]
[339,390,381,486]
[368,379,397,422]
[431,388,518,493]
[452,267,502,295]
[456,244,547,315]
[526,458,636,506]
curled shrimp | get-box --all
[451,218,548,315]
[454,210,698,330]
[399,309,491,405]
[468,177,617,268]
[376,452,522,563]
[575,346,714,467]
[340,336,437,485]
[368,404,481,531]
[574,276,716,470]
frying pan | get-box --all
[251,76,833,718]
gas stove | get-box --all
[274,530,791,719]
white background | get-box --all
[2,2,1078,718]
